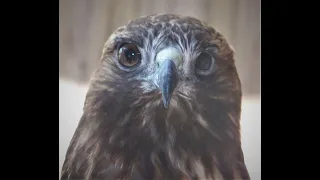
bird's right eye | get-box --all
[118,43,141,68]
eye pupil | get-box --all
[118,43,141,67]
[195,52,213,71]
[125,50,134,60]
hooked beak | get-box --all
[157,59,178,108]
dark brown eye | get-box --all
[195,52,213,71]
[118,43,141,67]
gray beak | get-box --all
[157,59,178,108]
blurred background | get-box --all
[59,0,260,179]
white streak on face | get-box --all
[228,113,238,125]
[155,47,183,68]
[210,157,224,180]
[226,130,235,140]
[167,149,189,178]
[177,83,195,99]
[213,165,224,180]
[193,160,207,179]
[168,98,186,119]
[140,81,157,93]
[192,159,226,180]
[197,113,222,141]
[196,114,209,129]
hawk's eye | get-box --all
[195,52,214,73]
[118,43,141,67]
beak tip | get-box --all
[163,103,169,108]
[162,97,170,108]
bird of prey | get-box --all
[61,14,250,180]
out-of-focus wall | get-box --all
[59,0,260,96]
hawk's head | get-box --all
[62,14,248,180]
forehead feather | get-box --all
[103,14,233,59]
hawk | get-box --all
[61,14,250,180]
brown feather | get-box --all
[61,14,250,180]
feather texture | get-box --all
[61,14,250,180]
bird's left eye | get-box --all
[195,52,214,75]
[118,43,141,68]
